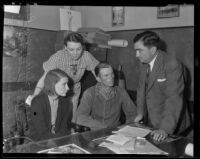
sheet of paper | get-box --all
[99,139,168,155]
[99,142,130,154]
[113,125,151,138]
[105,134,130,146]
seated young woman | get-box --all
[29,69,73,141]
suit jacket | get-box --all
[29,92,73,141]
[136,50,191,135]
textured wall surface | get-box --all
[3,28,57,137]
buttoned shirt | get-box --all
[76,83,137,129]
[43,49,99,90]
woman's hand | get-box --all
[25,95,35,106]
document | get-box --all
[112,125,151,138]
[99,138,168,155]
[105,134,130,146]
[100,138,136,154]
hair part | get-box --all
[95,62,112,77]
[44,69,71,96]
[133,31,160,49]
[64,32,85,47]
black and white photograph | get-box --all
[2,3,197,157]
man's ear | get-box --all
[96,76,101,83]
[150,46,157,55]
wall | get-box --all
[73,5,194,31]
[3,5,62,137]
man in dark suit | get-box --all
[133,31,191,141]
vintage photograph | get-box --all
[157,5,179,18]
[3,5,194,156]
[112,7,125,26]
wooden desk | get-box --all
[3,123,192,157]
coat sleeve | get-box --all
[76,89,107,129]
[30,97,60,140]
[121,89,137,123]
[136,65,146,117]
[159,61,184,134]
[57,97,73,135]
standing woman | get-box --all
[29,69,73,141]
[27,32,99,123]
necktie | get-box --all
[144,64,150,124]
[145,64,151,92]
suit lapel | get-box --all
[146,51,163,94]
[45,94,52,130]
[55,98,62,130]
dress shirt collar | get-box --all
[149,52,158,71]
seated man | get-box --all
[76,62,137,130]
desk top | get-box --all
[3,123,191,157]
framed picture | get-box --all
[157,5,179,18]
[112,7,125,26]
[3,25,28,57]
[4,5,30,21]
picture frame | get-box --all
[157,5,179,18]
[3,25,28,58]
[4,5,30,21]
[112,7,125,26]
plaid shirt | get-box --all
[43,49,99,89]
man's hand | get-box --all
[134,114,143,123]
[150,129,168,142]
[25,95,35,106]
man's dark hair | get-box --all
[133,31,160,49]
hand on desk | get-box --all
[150,129,168,142]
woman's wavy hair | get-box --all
[64,32,85,47]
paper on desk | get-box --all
[99,138,135,154]
[113,125,151,138]
[100,142,129,154]
[99,139,168,155]
[105,134,130,146]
